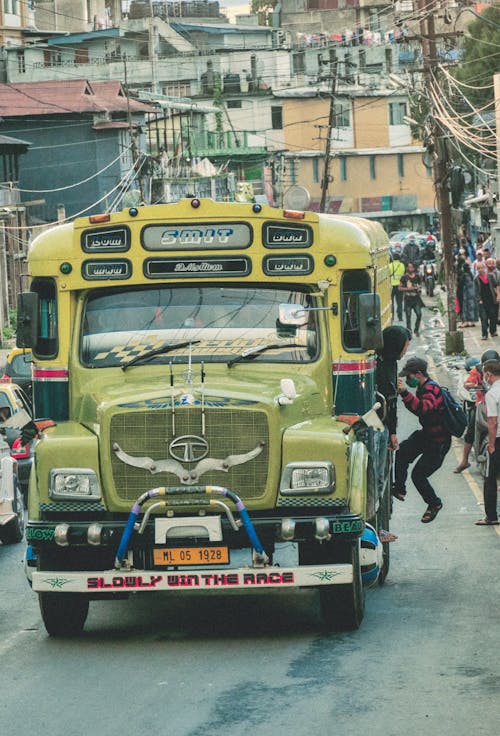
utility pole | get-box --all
[319,52,338,214]
[418,0,463,352]
[123,58,146,205]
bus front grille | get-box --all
[108,408,270,502]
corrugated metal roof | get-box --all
[47,28,121,45]
[0,80,155,117]
[0,133,31,148]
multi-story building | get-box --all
[275,83,435,232]
[0,133,30,334]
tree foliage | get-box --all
[251,1,275,25]
[454,5,500,107]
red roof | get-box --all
[0,80,155,117]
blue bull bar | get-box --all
[115,485,267,569]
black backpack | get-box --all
[430,381,468,438]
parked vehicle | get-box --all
[0,383,52,506]
[1,348,33,404]
[18,198,393,636]
[0,427,24,545]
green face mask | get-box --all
[406,376,419,388]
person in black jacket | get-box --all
[376,325,412,451]
[401,235,422,267]
[374,325,411,542]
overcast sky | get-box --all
[222,2,251,22]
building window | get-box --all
[227,100,242,108]
[389,101,407,126]
[370,156,376,180]
[17,50,25,73]
[339,157,347,182]
[312,158,320,184]
[334,102,351,128]
[271,106,283,130]
[293,51,305,75]
[163,81,192,97]
[398,154,405,177]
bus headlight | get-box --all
[49,468,101,501]
[280,462,335,495]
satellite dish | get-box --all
[283,185,310,211]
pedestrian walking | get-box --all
[393,357,451,523]
[389,253,405,321]
[456,256,477,327]
[399,263,423,337]
[476,359,500,525]
[453,352,495,473]
[474,262,499,339]
[401,235,422,268]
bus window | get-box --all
[31,278,58,359]
[341,270,371,351]
[80,285,319,368]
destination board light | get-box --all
[89,213,111,224]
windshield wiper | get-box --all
[122,340,201,371]
[227,343,304,368]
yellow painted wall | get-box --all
[281,95,435,212]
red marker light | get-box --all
[283,210,305,220]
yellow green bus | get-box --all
[18,197,391,635]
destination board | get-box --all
[82,227,130,252]
[144,256,252,279]
[262,221,313,248]
[141,223,253,250]
[262,254,314,275]
[82,259,132,280]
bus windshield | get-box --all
[81,285,319,368]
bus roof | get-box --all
[27,199,388,282]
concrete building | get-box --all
[276,85,435,232]
[0,80,154,222]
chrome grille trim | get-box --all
[108,408,269,502]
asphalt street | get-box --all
[1,297,500,735]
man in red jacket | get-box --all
[393,357,452,523]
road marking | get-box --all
[0,628,35,657]
[453,440,500,537]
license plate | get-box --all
[153,546,229,566]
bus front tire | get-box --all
[319,541,364,632]
[39,592,89,637]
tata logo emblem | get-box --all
[169,435,209,463]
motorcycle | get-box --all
[422,260,436,297]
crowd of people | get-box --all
[379,231,500,534]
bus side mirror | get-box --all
[278,303,309,326]
[358,293,383,350]
[16,292,39,349]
